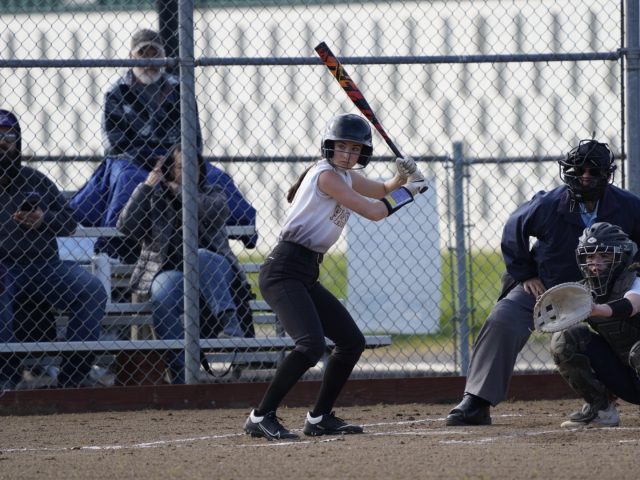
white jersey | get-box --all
[280,159,352,253]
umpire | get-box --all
[446,139,640,426]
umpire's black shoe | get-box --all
[446,394,492,426]
[302,411,364,436]
[244,410,299,440]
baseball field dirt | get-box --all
[1,399,638,479]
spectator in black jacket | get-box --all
[103,28,201,169]
[0,109,107,390]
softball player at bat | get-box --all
[243,113,427,440]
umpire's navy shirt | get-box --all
[501,184,640,289]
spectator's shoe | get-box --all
[560,402,620,428]
[446,394,492,426]
[90,366,115,387]
[0,357,23,392]
[244,410,299,440]
[302,411,364,436]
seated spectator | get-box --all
[0,109,108,390]
[117,144,246,384]
[69,155,257,261]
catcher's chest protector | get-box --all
[589,268,640,363]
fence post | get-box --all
[453,141,470,375]
[626,0,640,195]
[179,0,200,385]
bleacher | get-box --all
[1,224,392,386]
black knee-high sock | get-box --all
[310,354,357,417]
[255,350,315,416]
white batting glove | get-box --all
[407,168,425,183]
[404,176,428,196]
[395,156,417,180]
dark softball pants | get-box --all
[256,241,365,415]
[578,330,640,405]
[259,241,365,366]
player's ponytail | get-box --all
[286,165,314,203]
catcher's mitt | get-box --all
[533,282,594,333]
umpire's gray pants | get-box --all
[464,284,536,406]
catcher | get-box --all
[551,222,640,427]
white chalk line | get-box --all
[438,425,640,445]
[0,416,447,454]
[0,417,446,454]
[2,413,638,453]
[238,437,342,447]
[1,432,243,454]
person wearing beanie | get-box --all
[0,109,108,390]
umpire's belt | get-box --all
[279,241,324,265]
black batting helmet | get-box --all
[321,114,373,168]
[559,139,616,203]
[576,222,637,298]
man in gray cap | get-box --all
[129,29,167,87]
[102,28,202,168]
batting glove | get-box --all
[395,156,418,180]
[404,176,428,196]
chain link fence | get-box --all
[0,0,630,390]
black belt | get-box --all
[279,241,324,264]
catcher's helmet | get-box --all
[559,139,616,203]
[321,114,373,168]
[576,222,637,297]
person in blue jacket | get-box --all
[445,138,640,426]
[69,156,257,261]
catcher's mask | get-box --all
[559,139,616,204]
[321,114,373,169]
[576,222,637,297]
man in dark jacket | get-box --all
[0,109,107,390]
[446,139,640,426]
[104,28,200,169]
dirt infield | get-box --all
[1,399,638,480]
